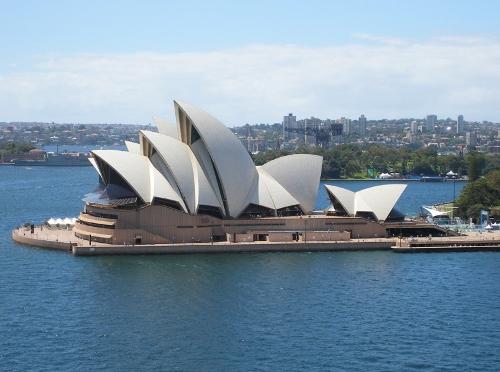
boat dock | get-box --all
[392,232,500,253]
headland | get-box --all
[11,100,500,256]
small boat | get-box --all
[420,176,444,182]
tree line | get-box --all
[455,170,500,220]
[252,144,500,179]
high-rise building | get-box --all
[282,113,296,141]
[410,121,419,135]
[358,115,367,136]
[466,131,477,147]
[304,117,321,145]
[338,117,352,135]
[457,115,464,134]
[426,114,437,133]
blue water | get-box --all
[1,167,499,371]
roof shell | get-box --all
[88,157,104,179]
[261,154,322,213]
[140,130,196,212]
[355,184,407,221]
[148,163,186,211]
[324,185,355,215]
[124,141,141,154]
[174,100,257,217]
[153,116,180,139]
[91,150,185,210]
[140,130,222,213]
[324,183,407,221]
[253,167,299,210]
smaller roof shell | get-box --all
[88,157,104,179]
[324,185,355,215]
[324,183,407,221]
[256,167,299,210]
[355,184,406,221]
[124,141,141,154]
[261,154,322,213]
[92,150,185,210]
[153,116,180,139]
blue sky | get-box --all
[1,0,500,123]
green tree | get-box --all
[0,141,34,154]
[466,152,485,181]
[456,170,500,219]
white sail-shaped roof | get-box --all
[356,184,407,221]
[190,150,223,212]
[140,130,196,212]
[87,100,326,219]
[148,163,186,210]
[255,167,299,210]
[93,150,151,202]
[236,167,301,215]
[174,100,258,217]
[88,157,103,180]
[139,130,222,214]
[125,141,141,154]
[243,174,275,211]
[323,185,355,215]
[92,150,185,211]
[153,116,180,139]
[324,184,407,221]
[261,154,322,213]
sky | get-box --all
[1,0,500,124]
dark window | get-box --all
[277,205,303,217]
[191,125,201,143]
[197,205,224,219]
[152,197,183,211]
[326,193,348,216]
[386,208,405,222]
[239,204,275,218]
[211,234,226,242]
[253,234,268,241]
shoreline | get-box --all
[321,178,467,182]
[12,226,500,256]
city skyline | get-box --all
[1,1,500,124]
[2,112,498,128]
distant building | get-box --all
[457,115,464,134]
[304,117,321,145]
[283,113,296,141]
[339,117,352,135]
[466,131,477,147]
[358,115,367,136]
[426,114,437,133]
[410,121,419,135]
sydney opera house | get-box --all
[73,100,445,246]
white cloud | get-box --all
[1,36,500,124]
[352,33,407,46]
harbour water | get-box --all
[1,167,500,371]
